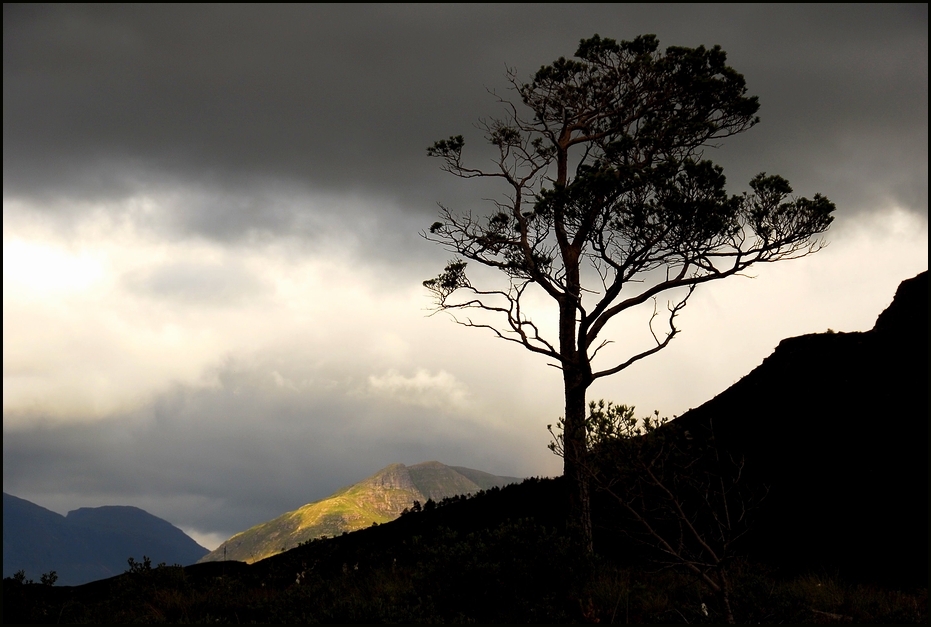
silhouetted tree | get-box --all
[424,34,834,550]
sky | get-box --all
[3,4,927,551]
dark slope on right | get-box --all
[670,270,928,585]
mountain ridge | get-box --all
[2,493,208,586]
[200,460,521,564]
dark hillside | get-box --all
[670,271,927,585]
[3,494,208,586]
[64,506,209,580]
[8,470,925,623]
[449,465,523,490]
[3,494,88,583]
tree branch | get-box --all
[591,285,694,380]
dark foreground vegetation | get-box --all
[3,479,927,623]
[5,272,926,623]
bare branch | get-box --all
[592,285,694,380]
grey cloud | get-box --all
[121,260,272,306]
[4,5,509,202]
[2,357,542,539]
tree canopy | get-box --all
[423,34,834,550]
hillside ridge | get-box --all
[667,270,927,584]
[200,461,520,564]
[2,493,208,586]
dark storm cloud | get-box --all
[5,4,926,247]
[3,4,526,203]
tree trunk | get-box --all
[557,253,594,553]
[563,370,593,554]
[718,570,736,624]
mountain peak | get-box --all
[200,461,520,564]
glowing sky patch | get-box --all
[3,239,105,294]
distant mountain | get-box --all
[200,461,521,564]
[2,493,208,586]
